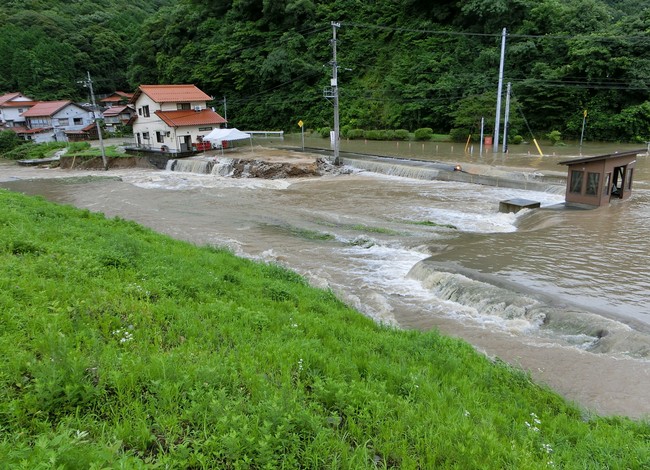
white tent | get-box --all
[203,128,253,154]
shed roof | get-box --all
[558,149,644,166]
[133,85,212,104]
[154,109,226,128]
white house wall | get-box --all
[160,101,207,112]
[1,106,31,126]
[133,93,212,152]
[52,106,94,131]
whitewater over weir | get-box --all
[2,139,650,416]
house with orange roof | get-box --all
[130,84,226,153]
[0,92,37,129]
[20,100,94,143]
[103,105,136,132]
[100,91,134,108]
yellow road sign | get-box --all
[298,120,304,128]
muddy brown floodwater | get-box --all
[2,142,650,419]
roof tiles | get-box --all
[136,84,212,103]
[154,109,226,128]
[21,100,73,117]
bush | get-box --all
[317,127,331,138]
[363,129,382,140]
[0,130,24,155]
[346,128,364,139]
[394,129,410,140]
[449,128,469,142]
[546,130,562,145]
[511,135,524,145]
[414,127,433,141]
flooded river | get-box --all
[2,138,649,418]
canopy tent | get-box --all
[203,128,253,154]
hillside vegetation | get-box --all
[1,188,650,467]
[3,0,650,141]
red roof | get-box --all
[1,100,39,108]
[0,92,25,106]
[133,84,212,103]
[21,100,73,117]
[17,127,51,134]
[154,109,226,127]
[103,105,133,116]
[100,91,134,103]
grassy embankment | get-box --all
[1,188,649,468]
[2,141,123,161]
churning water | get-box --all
[2,139,650,416]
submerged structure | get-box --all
[559,149,643,207]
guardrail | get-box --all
[243,131,284,138]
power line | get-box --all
[342,21,650,43]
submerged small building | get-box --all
[558,149,643,207]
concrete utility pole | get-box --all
[502,82,511,153]
[323,21,341,165]
[223,96,228,127]
[83,71,107,170]
[494,28,507,153]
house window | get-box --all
[58,118,69,126]
[142,105,150,117]
[585,172,599,196]
[627,169,634,190]
[603,173,611,195]
[156,131,164,143]
[142,132,150,140]
[569,170,584,194]
[73,118,83,125]
[177,103,191,110]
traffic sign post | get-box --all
[298,120,304,151]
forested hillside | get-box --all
[3,0,650,141]
[0,0,172,100]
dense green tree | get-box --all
[2,0,650,141]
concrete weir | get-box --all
[292,147,566,194]
[499,198,541,213]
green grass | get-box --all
[350,224,401,235]
[69,145,124,158]
[1,189,649,468]
[407,220,458,230]
[1,141,67,160]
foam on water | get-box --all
[407,260,650,358]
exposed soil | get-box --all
[58,146,348,179]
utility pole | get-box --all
[478,116,485,157]
[494,28,507,153]
[579,110,587,150]
[82,72,107,170]
[323,21,341,165]
[223,96,228,128]
[502,82,511,153]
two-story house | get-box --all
[100,91,134,108]
[20,100,95,143]
[0,92,37,129]
[103,105,136,132]
[130,84,226,153]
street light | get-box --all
[79,72,107,170]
